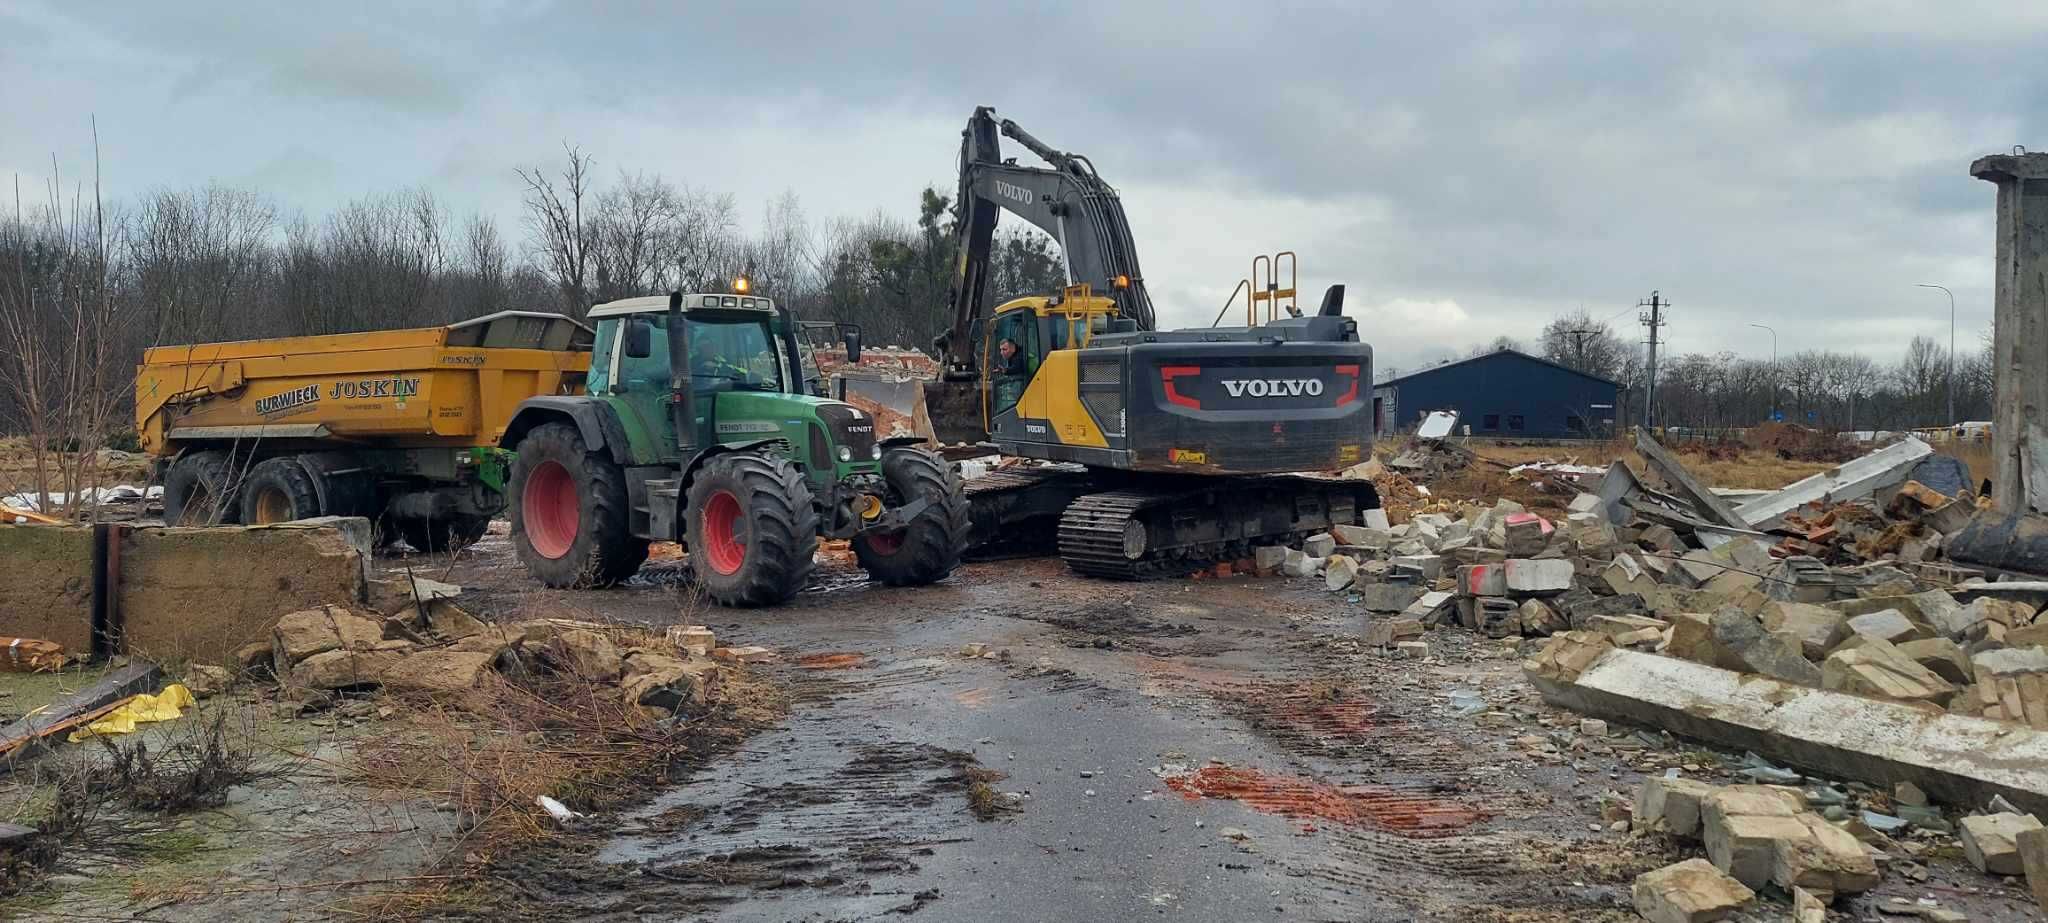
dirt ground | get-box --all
[395,532,2033,922]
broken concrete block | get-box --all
[1638,524,1681,553]
[1761,602,1850,662]
[1705,810,1811,889]
[1302,533,1336,558]
[1897,638,1973,685]
[1791,887,1826,923]
[1631,858,1754,923]
[1637,776,1718,837]
[1565,511,1617,549]
[1518,598,1567,636]
[1846,609,1923,646]
[665,625,716,657]
[2017,825,2048,909]
[1503,558,1573,595]
[1399,590,1456,625]
[1329,524,1390,550]
[541,628,624,681]
[1359,507,1391,531]
[1456,563,1506,597]
[380,649,499,695]
[1568,492,1606,516]
[182,664,234,699]
[1701,568,1763,599]
[1772,812,1879,894]
[1502,514,1549,556]
[1253,544,1289,575]
[620,650,721,711]
[1586,613,1670,640]
[1711,607,1823,686]
[1603,553,1661,598]
[712,645,775,664]
[1940,597,2035,641]
[1363,617,1425,647]
[1671,550,1732,589]
[1822,639,1957,706]
[272,605,386,666]
[1960,811,2043,875]
[1394,640,1430,659]
[1358,582,1423,613]
[1667,612,1732,668]
[1525,644,2048,818]
[1974,646,2048,682]
[289,648,407,690]
[1766,556,1834,604]
[1282,550,1323,578]
[1325,554,1360,592]
[1477,597,1522,639]
[1391,554,1442,580]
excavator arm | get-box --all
[934,106,1156,377]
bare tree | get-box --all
[518,144,597,317]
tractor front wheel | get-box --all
[510,422,647,587]
[685,452,819,607]
[853,446,970,586]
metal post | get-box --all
[1749,323,1777,422]
[1917,283,1957,428]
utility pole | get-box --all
[1638,291,1667,429]
[1564,328,1597,368]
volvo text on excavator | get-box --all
[924,106,1381,578]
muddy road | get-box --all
[437,534,2029,922]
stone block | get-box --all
[289,648,408,690]
[1391,554,1442,580]
[1521,631,1615,686]
[380,649,499,695]
[1504,558,1573,595]
[1586,614,1670,640]
[1253,544,1289,575]
[1477,597,1522,638]
[272,605,386,666]
[1603,553,1661,598]
[1631,858,1754,923]
[1302,534,1336,558]
[1822,638,1956,706]
[1791,887,1826,923]
[1518,598,1567,636]
[1637,776,1718,837]
[1330,524,1391,550]
[1399,590,1456,625]
[2017,825,2048,909]
[1282,550,1323,578]
[1960,811,2043,875]
[1772,812,1879,894]
[665,625,716,657]
[1974,646,2048,682]
[1638,524,1681,553]
[1568,492,1606,516]
[712,645,775,664]
[1671,550,1733,589]
[1363,617,1425,647]
[1503,514,1550,556]
[1667,612,1732,668]
[119,520,371,666]
[1325,554,1361,592]
[1565,592,1649,628]
[1705,811,1811,889]
[1357,582,1423,613]
[1765,556,1834,604]
[1712,607,1823,686]
[1896,637,1972,685]
[1394,640,1430,659]
[1760,601,1849,662]
[1846,609,1922,645]
[1456,563,1506,597]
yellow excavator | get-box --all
[925,107,1381,577]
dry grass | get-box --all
[1466,440,1838,491]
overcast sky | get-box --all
[5,1,2043,371]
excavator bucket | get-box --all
[923,377,989,446]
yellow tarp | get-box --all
[67,684,195,742]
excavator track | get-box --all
[1056,476,1381,580]
[963,464,1093,560]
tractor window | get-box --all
[686,316,783,392]
[991,311,1038,413]
[614,315,672,394]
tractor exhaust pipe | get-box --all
[667,291,696,458]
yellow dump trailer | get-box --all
[138,311,592,549]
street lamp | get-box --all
[1749,323,1777,422]
[1916,283,1957,428]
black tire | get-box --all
[854,447,970,586]
[163,450,242,525]
[398,515,491,555]
[509,422,647,587]
[238,456,324,525]
[685,452,819,607]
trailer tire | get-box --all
[238,457,323,525]
[510,422,646,587]
[854,447,969,586]
[685,452,818,607]
[398,515,492,555]
[163,450,242,526]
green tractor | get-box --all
[499,289,970,607]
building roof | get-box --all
[1376,347,1622,390]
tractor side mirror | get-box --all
[623,318,652,359]
[842,329,862,365]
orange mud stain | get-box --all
[1164,765,1485,837]
[796,652,867,670]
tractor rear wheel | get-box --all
[163,450,242,526]
[239,457,323,525]
[510,422,646,587]
[685,452,819,607]
[854,446,969,586]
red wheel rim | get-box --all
[701,490,746,575]
[864,528,903,556]
[523,460,578,559]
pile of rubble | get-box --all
[241,575,727,718]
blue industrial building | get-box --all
[1372,349,1621,439]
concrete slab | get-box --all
[1524,643,2048,817]
[1734,437,1934,530]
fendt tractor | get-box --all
[500,289,971,606]
[926,107,1382,577]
